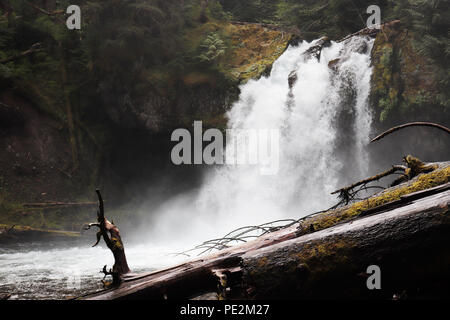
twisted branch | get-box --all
[84,189,130,285]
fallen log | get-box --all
[79,173,450,300]
[0,224,80,244]
[242,190,450,299]
[22,201,98,208]
[337,20,400,43]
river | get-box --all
[0,241,185,299]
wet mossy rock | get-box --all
[104,22,295,132]
[224,23,294,83]
[369,21,439,124]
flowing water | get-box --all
[151,36,375,241]
[0,241,187,299]
[0,36,374,299]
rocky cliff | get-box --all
[368,21,450,172]
[0,21,294,230]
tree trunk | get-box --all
[79,186,450,300]
[59,41,78,173]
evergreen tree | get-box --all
[394,0,450,107]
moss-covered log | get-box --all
[79,177,450,300]
[241,190,450,299]
[300,162,449,234]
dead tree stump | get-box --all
[85,190,130,285]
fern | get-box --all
[198,32,226,63]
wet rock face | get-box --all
[328,58,341,72]
[287,36,332,91]
[368,22,450,170]
[303,36,331,61]
[102,83,238,133]
[355,40,368,54]
[98,23,294,133]
[288,35,302,47]
[0,102,24,130]
[288,71,298,89]
[0,90,99,218]
[225,23,294,83]
[369,21,439,125]
[101,89,170,132]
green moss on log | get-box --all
[299,164,450,235]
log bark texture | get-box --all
[80,186,450,300]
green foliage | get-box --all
[2,0,446,128]
[0,0,447,133]
[197,32,226,63]
[0,0,448,229]
[390,0,450,108]
[0,1,85,122]
[380,46,394,68]
[0,15,13,49]
[218,0,278,23]
[379,92,398,122]
[277,0,390,40]
[219,0,390,40]
[208,1,229,20]
[0,0,235,143]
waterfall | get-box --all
[0,36,376,299]
[145,35,375,246]
[193,36,375,234]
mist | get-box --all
[125,36,385,253]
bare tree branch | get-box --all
[25,1,65,24]
[26,1,64,16]
[0,43,42,64]
[331,165,406,204]
[371,122,450,143]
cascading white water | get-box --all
[149,36,375,244]
[193,36,375,234]
[0,243,186,299]
[0,36,375,299]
